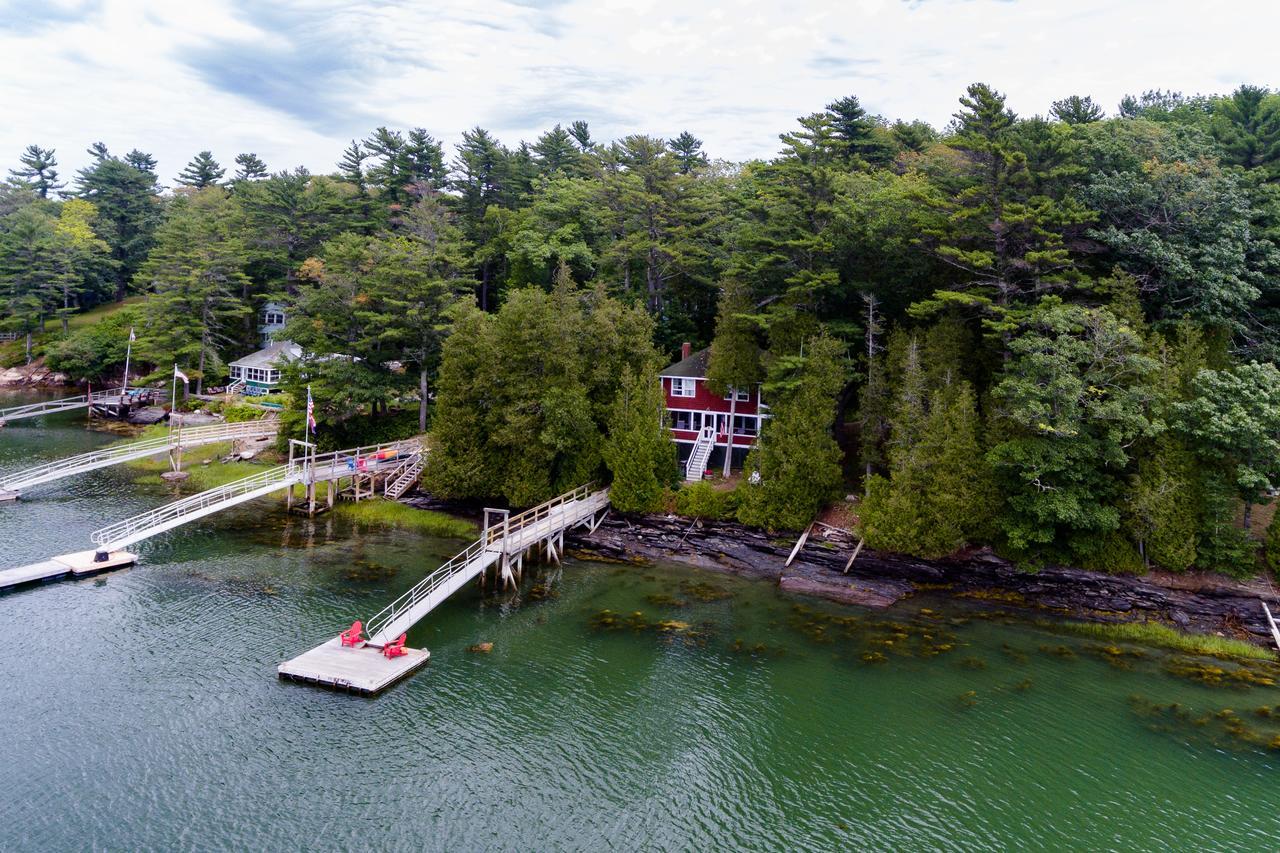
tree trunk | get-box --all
[1244,500,1253,532]
[419,368,429,433]
[723,391,737,477]
[197,332,207,395]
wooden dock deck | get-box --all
[277,638,430,695]
[0,549,136,591]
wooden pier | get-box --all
[279,484,610,695]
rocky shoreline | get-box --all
[553,511,1280,650]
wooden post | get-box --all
[843,539,865,574]
[785,522,813,568]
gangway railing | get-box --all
[0,389,121,424]
[363,483,608,645]
[89,438,424,553]
[0,419,278,493]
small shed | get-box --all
[228,340,301,395]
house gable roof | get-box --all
[661,347,710,379]
[229,340,302,370]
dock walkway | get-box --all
[0,389,156,425]
[0,419,278,498]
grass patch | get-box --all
[334,499,475,539]
[64,297,145,331]
[1040,619,1275,662]
[128,433,284,490]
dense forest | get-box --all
[4,82,1280,577]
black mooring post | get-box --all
[94,550,110,563]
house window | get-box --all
[230,365,242,379]
[670,411,699,431]
[263,311,285,326]
[670,377,696,397]
[732,415,758,436]
[724,387,750,402]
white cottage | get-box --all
[228,340,301,395]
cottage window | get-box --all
[724,387,750,402]
[670,410,699,431]
[263,311,285,326]
[230,365,242,379]
[670,378,695,397]
[732,415,758,436]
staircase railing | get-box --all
[685,425,715,480]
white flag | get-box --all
[173,365,189,384]
[128,326,136,342]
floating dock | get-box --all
[0,549,137,591]
[277,638,430,695]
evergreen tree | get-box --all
[668,131,709,174]
[124,150,157,173]
[1125,436,1200,571]
[737,334,846,530]
[233,152,269,182]
[602,361,676,513]
[568,120,594,151]
[176,151,226,188]
[337,141,367,189]
[705,277,762,475]
[1209,84,1280,174]
[9,145,63,198]
[76,150,159,299]
[1050,95,1105,125]
[136,189,250,391]
[532,125,582,176]
[826,95,896,167]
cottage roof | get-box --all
[660,347,710,379]
[229,340,302,370]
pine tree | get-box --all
[826,95,896,167]
[136,189,250,391]
[176,151,226,188]
[233,153,268,182]
[532,125,582,176]
[668,131,708,174]
[1050,95,1105,125]
[124,150,157,173]
[76,150,160,298]
[705,277,762,475]
[1209,84,1280,173]
[737,334,846,530]
[603,361,676,513]
[569,120,594,151]
[9,145,64,198]
[1126,436,1199,571]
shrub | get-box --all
[674,481,739,520]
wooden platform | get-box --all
[0,549,136,591]
[277,637,430,695]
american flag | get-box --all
[305,385,317,434]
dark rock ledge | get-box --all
[563,513,1280,649]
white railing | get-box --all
[0,419,277,491]
[383,455,423,499]
[686,425,715,481]
[0,389,122,423]
[362,484,606,643]
[90,465,297,547]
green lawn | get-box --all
[64,296,145,331]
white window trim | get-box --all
[724,387,750,402]
[669,377,696,398]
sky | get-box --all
[1,0,1276,185]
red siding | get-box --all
[663,376,763,448]
[662,377,759,415]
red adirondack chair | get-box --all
[381,634,407,659]
[339,620,364,647]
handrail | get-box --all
[90,464,296,546]
[0,388,147,422]
[0,419,278,490]
[362,483,604,643]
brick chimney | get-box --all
[681,341,692,360]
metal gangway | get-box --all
[0,419,279,497]
[0,389,124,425]
[89,439,423,554]
[362,484,610,646]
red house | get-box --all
[661,343,766,480]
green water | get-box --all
[2,396,1280,850]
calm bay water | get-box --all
[2,395,1280,851]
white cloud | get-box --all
[0,0,1277,184]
